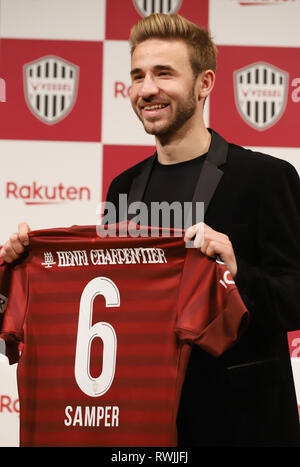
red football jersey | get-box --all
[0,223,248,447]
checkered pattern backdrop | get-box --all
[0,0,300,447]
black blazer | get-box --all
[106,129,300,446]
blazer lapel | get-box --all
[127,154,156,220]
[192,129,228,219]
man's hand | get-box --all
[184,222,237,278]
[0,223,31,263]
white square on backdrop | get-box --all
[209,0,300,47]
[0,140,102,243]
[0,0,106,40]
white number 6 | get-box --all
[75,277,119,397]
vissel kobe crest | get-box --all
[23,56,79,125]
[234,62,289,131]
[133,0,182,16]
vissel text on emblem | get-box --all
[133,0,183,17]
[234,62,289,131]
[23,55,79,125]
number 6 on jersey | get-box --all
[75,277,119,397]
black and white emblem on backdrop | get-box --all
[133,0,183,16]
[234,62,289,131]
[23,56,79,125]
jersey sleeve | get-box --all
[175,250,249,357]
[0,260,28,364]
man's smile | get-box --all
[142,103,169,110]
[140,102,170,118]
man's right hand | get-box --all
[0,223,31,263]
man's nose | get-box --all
[139,74,159,98]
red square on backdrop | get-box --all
[210,45,300,147]
[0,39,102,142]
[102,144,155,201]
[105,0,208,40]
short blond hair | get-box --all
[129,13,217,76]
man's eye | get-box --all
[133,75,143,81]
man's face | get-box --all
[130,39,198,138]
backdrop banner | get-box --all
[0,0,299,446]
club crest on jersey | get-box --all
[133,0,182,16]
[23,55,79,125]
[234,62,289,131]
[41,252,56,268]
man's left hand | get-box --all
[184,222,237,278]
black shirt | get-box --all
[142,153,207,229]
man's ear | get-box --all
[196,70,215,101]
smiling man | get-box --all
[126,17,238,278]
[104,14,300,447]
[129,27,214,159]
[1,14,300,447]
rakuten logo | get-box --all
[114,81,131,98]
[6,181,91,205]
[0,395,19,414]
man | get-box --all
[1,14,300,446]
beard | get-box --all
[134,85,197,138]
